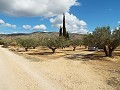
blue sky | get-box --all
[0,0,120,34]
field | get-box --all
[8,45,120,90]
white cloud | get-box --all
[0,19,16,28]
[12,25,16,28]
[0,32,4,34]
[32,24,46,30]
[22,24,47,30]
[50,12,88,34]
[0,19,5,24]
[13,31,17,33]
[5,23,16,28]
[23,25,31,29]
[5,23,12,27]
[0,0,80,17]
[43,30,49,32]
[116,26,120,30]
[118,21,120,24]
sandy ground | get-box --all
[0,46,119,90]
[0,46,63,90]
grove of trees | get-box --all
[83,26,120,57]
[0,25,120,57]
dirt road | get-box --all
[0,46,114,90]
[0,46,63,90]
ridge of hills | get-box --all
[0,32,84,40]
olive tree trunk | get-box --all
[33,47,36,49]
[103,46,113,57]
[73,47,76,51]
[25,48,28,51]
[108,46,114,57]
[49,47,57,53]
[103,46,108,56]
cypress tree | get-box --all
[59,26,62,36]
[66,32,69,40]
[63,13,66,37]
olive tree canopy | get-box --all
[83,26,120,57]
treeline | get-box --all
[0,35,82,53]
[0,25,120,57]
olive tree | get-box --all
[82,34,95,48]
[83,26,120,57]
[30,37,40,49]
[43,36,66,53]
[16,37,34,51]
[70,39,82,51]
[1,37,13,48]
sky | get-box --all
[0,0,120,34]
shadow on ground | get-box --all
[65,53,106,61]
[107,77,120,89]
[82,54,105,60]
[61,49,73,51]
[27,51,63,56]
[28,52,54,55]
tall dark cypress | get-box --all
[63,13,66,37]
[59,26,62,36]
[66,31,69,40]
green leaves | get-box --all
[15,36,40,49]
[42,36,67,53]
[16,37,33,48]
[44,36,67,49]
[83,26,112,48]
[70,39,81,47]
[93,26,111,46]
[83,34,95,47]
[83,26,120,56]
[1,37,14,47]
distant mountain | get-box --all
[6,33,29,36]
[0,34,6,38]
[0,32,84,40]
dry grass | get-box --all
[8,46,120,89]
[81,50,120,89]
[9,46,86,60]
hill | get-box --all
[0,32,84,40]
